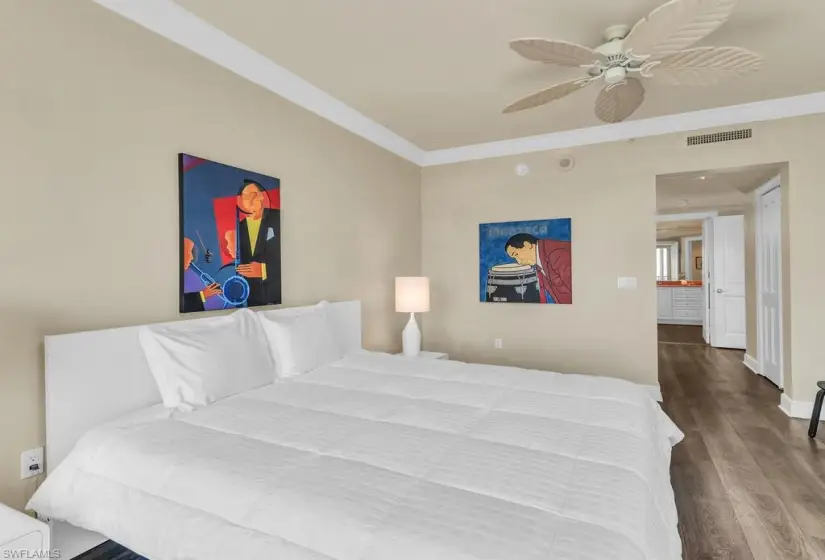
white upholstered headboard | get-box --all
[44,300,361,474]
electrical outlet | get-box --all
[21,447,44,479]
[494,338,503,349]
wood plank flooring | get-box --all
[74,540,144,560]
[658,324,707,345]
[659,325,825,560]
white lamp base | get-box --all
[402,312,421,357]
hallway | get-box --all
[659,332,825,559]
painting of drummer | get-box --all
[505,233,572,304]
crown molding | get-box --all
[656,211,718,222]
[93,0,426,165]
[96,1,825,169]
[423,91,825,166]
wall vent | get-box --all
[686,128,752,146]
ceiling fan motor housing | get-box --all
[603,24,630,42]
[594,35,626,57]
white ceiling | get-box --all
[173,0,824,149]
[656,163,781,214]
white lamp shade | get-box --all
[395,277,430,313]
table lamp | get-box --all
[395,277,430,357]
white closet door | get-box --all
[759,186,782,387]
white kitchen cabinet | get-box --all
[657,288,673,321]
[657,286,703,325]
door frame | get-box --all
[702,218,713,344]
[754,174,783,386]
[657,211,718,341]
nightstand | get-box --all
[0,503,50,557]
[396,351,449,360]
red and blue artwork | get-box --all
[479,218,572,304]
[179,154,281,313]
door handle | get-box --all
[716,289,724,293]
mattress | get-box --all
[29,352,683,560]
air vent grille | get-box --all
[687,128,752,146]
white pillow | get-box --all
[138,309,274,410]
[258,302,344,377]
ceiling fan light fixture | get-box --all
[604,67,627,85]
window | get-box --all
[656,242,679,281]
[656,246,670,280]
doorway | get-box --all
[655,164,785,354]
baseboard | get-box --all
[779,393,815,419]
[657,319,703,326]
[743,354,760,374]
[642,384,663,402]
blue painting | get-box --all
[179,154,281,313]
[479,218,572,304]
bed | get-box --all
[31,301,683,559]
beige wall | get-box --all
[422,149,659,385]
[0,1,420,510]
[422,116,822,407]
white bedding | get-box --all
[30,352,683,560]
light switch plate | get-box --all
[617,277,638,290]
[21,447,44,479]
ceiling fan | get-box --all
[503,0,763,123]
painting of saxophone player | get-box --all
[178,154,281,313]
[479,218,572,304]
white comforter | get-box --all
[30,352,683,560]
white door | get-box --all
[711,215,746,349]
[702,218,713,344]
[758,186,782,387]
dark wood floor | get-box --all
[658,324,707,345]
[74,540,144,560]
[659,325,825,559]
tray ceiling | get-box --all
[176,0,824,149]
[657,163,781,214]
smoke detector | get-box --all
[557,155,575,172]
